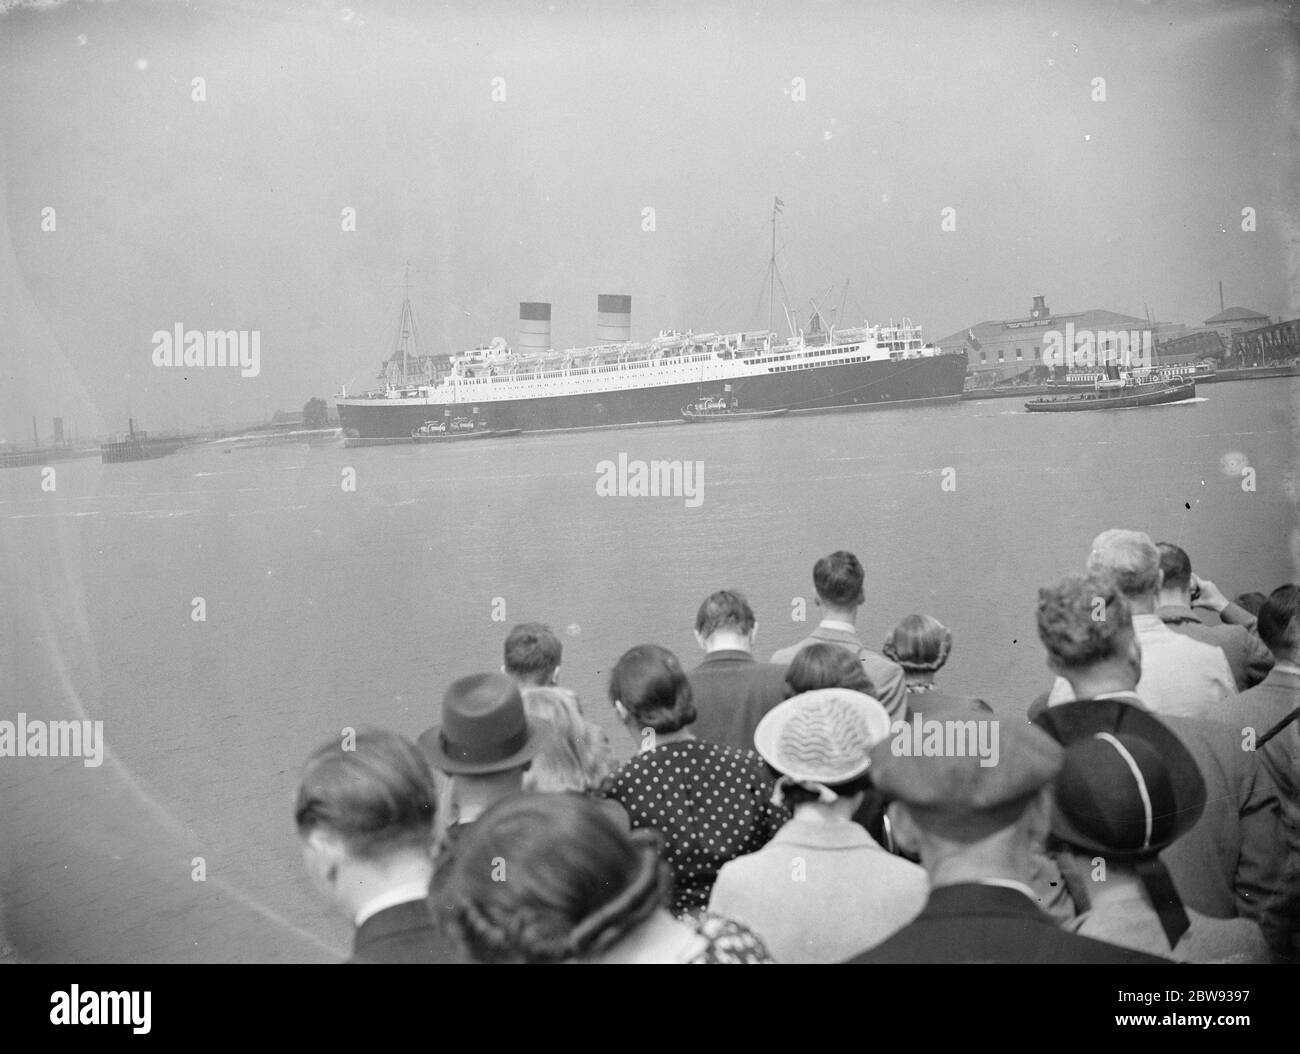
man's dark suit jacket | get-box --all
[348,898,462,964]
[1237,666,1300,959]
[844,884,1170,964]
[1158,604,1273,691]
[687,649,790,752]
[1028,691,1285,925]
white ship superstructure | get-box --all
[362,316,939,407]
[337,294,965,436]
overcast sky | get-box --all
[0,0,1295,438]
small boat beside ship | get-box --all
[410,417,520,442]
[680,395,789,422]
[1025,370,1196,413]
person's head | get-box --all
[869,719,1062,884]
[1154,542,1193,603]
[693,589,758,652]
[1258,584,1300,661]
[295,729,437,909]
[1085,529,1162,610]
[434,792,671,963]
[754,689,892,811]
[607,644,696,735]
[418,673,549,811]
[503,623,562,687]
[812,550,866,613]
[783,642,875,697]
[1033,698,1206,947]
[521,686,613,794]
[1233,591,1268,617]
[882,614,953,678]
[1036,571,1141,693]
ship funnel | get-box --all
[519,302,552,352]
[597,294,631,343]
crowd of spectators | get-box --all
[294,535,1298,963]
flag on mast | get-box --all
[967,327,981,351]
[773,196,784,213]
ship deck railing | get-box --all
[343,340,967,401]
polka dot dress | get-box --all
[598,740,787,917]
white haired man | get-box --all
[1042,529,1234,721]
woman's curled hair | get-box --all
[521,687,613,794]
[607,643,697,734]
[882,614,953,673]
[433,792,671,963]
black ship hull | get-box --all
[101,438,184,464]
[1024,379,1196,413]
[338,352,968,439]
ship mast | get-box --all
[764,197,795,341]
[390,261,422,386]
[768,198,778,337]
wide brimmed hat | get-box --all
[753,688,892,786]
[1032,698,1205,858]
[419,673,549,775]
[1033,698,1206,949]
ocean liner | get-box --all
[336,215,966,438]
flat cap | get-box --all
[868,718,1063,842]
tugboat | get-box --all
[1025,366,1196,413]
[681,394,789,422]
[101,420,184,463]
[410,415,520,442]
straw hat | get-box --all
[753,688,892,786]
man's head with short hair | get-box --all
[295,728,438,920]
[813,550,866,611]
[1258,584,1300,659]
[1086,529,1162,604]
[295,728,437,862]
[503,623,562,687]
[694,590,757,651]
[1155,541,1193,596]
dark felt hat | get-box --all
[1032,698,1205,858]
[419,673,548,775]
[1033,698,1206,949]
